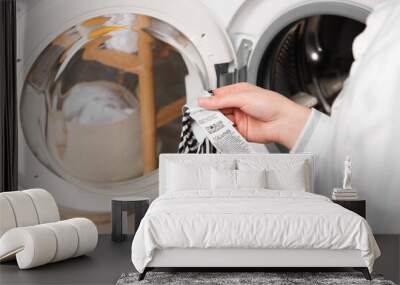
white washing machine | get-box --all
[17,0,383,222]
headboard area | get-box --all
[159,153,314,195]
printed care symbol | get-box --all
[206,121,224,134]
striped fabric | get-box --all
[178,108,217,154]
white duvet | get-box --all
[131,190,380,272]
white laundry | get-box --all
[104,14,139,54]
[291,0,400,234]
[63,83,135,125]
[104,14,137,29]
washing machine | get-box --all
[17,0,383,228]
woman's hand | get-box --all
[197,83,311,149]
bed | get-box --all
[131,154,380,280]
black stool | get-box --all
[112,196,150,242]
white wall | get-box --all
[200,0,245,27]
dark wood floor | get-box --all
[0,235,134,285]
[1,235,398,284]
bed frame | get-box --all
[139,248,371,280]
[139,154,372,281]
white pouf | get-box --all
[0,218,98,269]
[0,196,17,237]
[1,191,39,227]
[0,189,98,269]
[24,188,60,223]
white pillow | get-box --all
[167,162,211,191]
[238,159,307,191]
[236,169,267,189]
[211,168,236,190]
[266,164,306,191]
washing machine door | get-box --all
[228,0,383,152]
[17,0,238,212]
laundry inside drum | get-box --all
[257,15,365,115]
[20,14,204,192]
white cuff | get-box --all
[291,109,331,153]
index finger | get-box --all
[213,82,254,97]
[197,92,247,110]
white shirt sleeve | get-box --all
[290,109,330,154]
[290,109,334,204]
[289,0,400,234]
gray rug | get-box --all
[116,272,396,285]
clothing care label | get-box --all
[189,106,255,154]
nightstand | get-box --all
[332,199,366,218]
[112,196,150,242]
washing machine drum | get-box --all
[257,15,365,115]
[17,0,380,201]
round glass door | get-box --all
[20,14,206,194]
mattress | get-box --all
[131,190,380,273]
